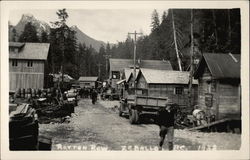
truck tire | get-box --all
[129,109,139,124]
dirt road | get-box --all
[39,99,241,151]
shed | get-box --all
[9,42,50,90]
[109,58,173,88]
[125,68,198,107]
[78,76,98,88]
[194,53,241,120]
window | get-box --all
[27,61,33,67]
[12,60,18,67]
[112,71,120,79]
[175,87,183,95]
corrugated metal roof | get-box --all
[203,53,240,79]
[78,76,98,82]
[139,68,198,84]
[9,42,50,60]
[109,58,173,71]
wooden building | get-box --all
[78,76,98,88]
[125,68,198,108]
[194,53,241,120]
[109,58,173,89]
[9,42,50,91]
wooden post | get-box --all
[188,9,194,109]
[128,31,142,95]
[171,9,182,71]
[97,63,102,80]
[103,54,111,79]
[215,81,220,120]
[212,10,218,51]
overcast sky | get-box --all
[9,9,167,43]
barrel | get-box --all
[33,89,37,98]
[47,88,52,98]
[43,89,47,97]
[27,88,32,99]
[24,89,27,99]
[20,88,25,98]
[31,89,34,98]
[31,89,35,98]
[37,89,41,97]
[16,88,21,98]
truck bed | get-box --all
[127,95,168,107]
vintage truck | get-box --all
[101,88,120,100]
[119,95,177,124]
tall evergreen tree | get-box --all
[12,28,17,42]
[19,22,39,42]
[41,31,49,43]
[49,8,79,79]
[151,9,160,32]
[161,11,168,23]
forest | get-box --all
[9,8,241,81]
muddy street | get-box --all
[39,98,241,151]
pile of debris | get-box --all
[11,87,77,124]
[32,97,75,124]
[9,103,52,150]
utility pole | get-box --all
[128,31,142,94]
[188,9,194,109]
[61,30,65,86]
[171,9,182,71]
[103,54,111,79]
[97,63,102,80]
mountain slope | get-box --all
[14,14,50,37]
[10,14,106,51]
[71,25,106,51]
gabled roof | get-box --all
[195,53,240,79]
[124,68,139,82]
[78,76,98,82]
[9,42,50,60]
[109,58,172,72]
[137,68,198,84]
[9,42,25,48]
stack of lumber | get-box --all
[9,103,39,150]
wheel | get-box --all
[129,109,139,124]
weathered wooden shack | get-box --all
[109,58,172,89]
[127,68,198,107]
[9,42,50,91]
[78,76,98,88]
[194,53,241,120]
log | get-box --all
[188,118,240,131]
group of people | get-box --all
[79,87,98,104]
[79,87,93,99]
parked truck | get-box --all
[119,95,177,124]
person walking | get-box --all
[91,89,98,104]
[157,103,177,151]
